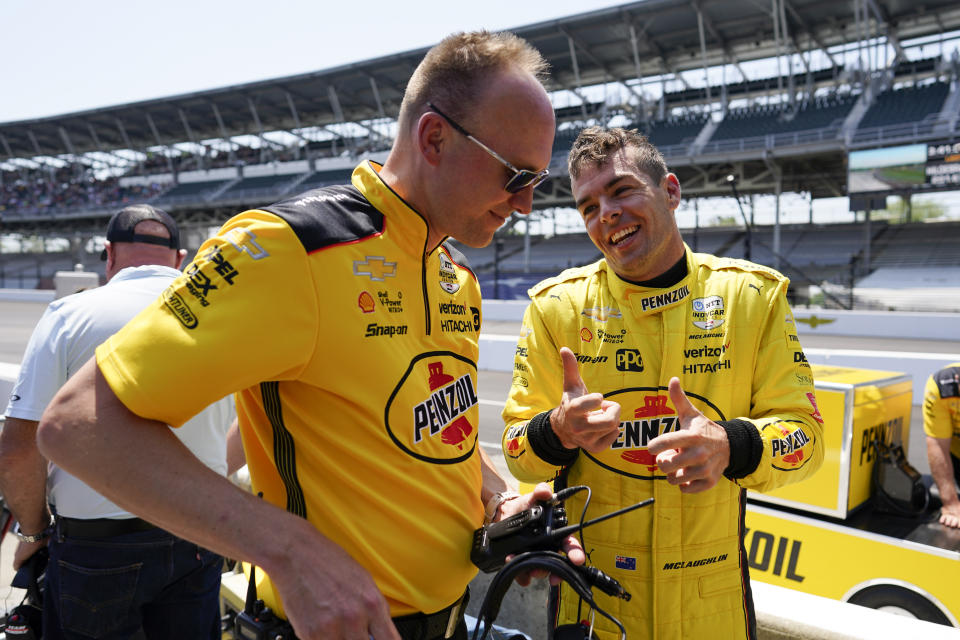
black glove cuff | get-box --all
[527,410,579,466]
[719,419,763,480]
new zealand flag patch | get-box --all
[615,555,636,570]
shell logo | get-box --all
[580,327,593,343]
[358,291,375,313]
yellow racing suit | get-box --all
[502,249,823,640]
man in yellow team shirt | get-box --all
[923,364,960,528]
[36,31,580,640]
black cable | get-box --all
[553,485,592,625]
[473,486,634,640]
[471,551,628,640]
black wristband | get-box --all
[527,410,579,466]
[719,419,763,480]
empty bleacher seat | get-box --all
[858,82,950,129]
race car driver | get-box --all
[502,126,824,640]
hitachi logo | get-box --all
[640,286,690,312]
[683,360,731,374]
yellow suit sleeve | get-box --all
[501,296,570,483]
[97,210,319,428]
[736,279,824,492]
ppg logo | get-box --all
[616,349,643,372]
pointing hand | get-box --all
[647,377,730,493]
[549,347,621,452]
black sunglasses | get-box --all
[427,102,549,194]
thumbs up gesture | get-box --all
[647,377,731,493]
[550,347,621,452]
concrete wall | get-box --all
[480,302,960,404]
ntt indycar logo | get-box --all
[385,352,479,464]
[691,295,725,331]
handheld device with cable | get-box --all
[471,485,654,573]
[470,486,654,640]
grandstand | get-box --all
[2,0,960,310]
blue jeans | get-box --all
[43,527,222,640]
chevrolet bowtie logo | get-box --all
[353,256,397,281]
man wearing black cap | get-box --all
[99,202,182,262]
[0,204,239,640]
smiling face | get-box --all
[571,148,684,282]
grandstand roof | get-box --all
[2,0,958,159]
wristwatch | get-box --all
[484,491,521,524]
[12,516,55,543]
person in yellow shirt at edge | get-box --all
[34,31,585,640]
[502,127,824,640]
[923,364,960,528]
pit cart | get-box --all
[745,364,960,626]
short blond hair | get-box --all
[398,31,549,131]
[568,127,667,185]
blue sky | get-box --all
[0,0,626,122]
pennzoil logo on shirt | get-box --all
[438,252,460,294]
[639,285,690,312]
[582,387,725,479]
[768,424,811,467]
[385,353,478,464]
[504,423,527,459]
